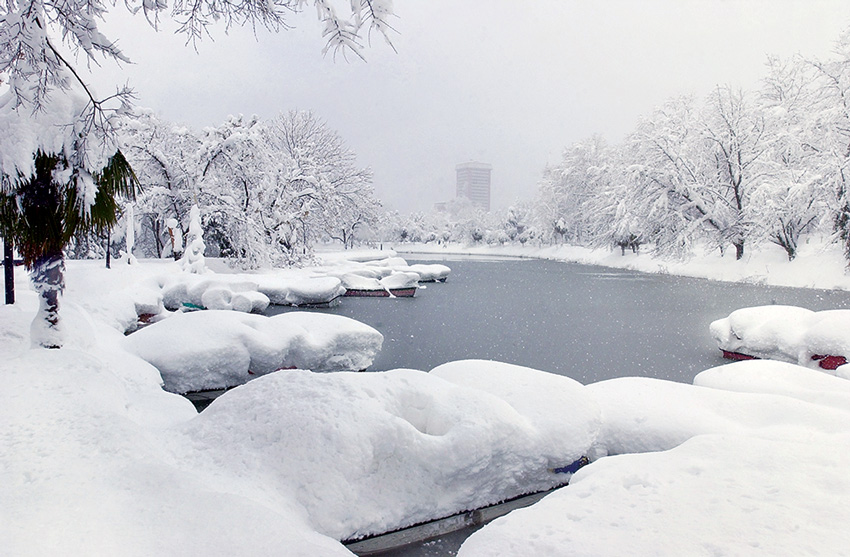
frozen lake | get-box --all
[270,255,850,385]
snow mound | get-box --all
[586,374,850,456]
[431,360,601,466]
[458,360,850,556]
[122,310,383,393]
[695,359,850,412]
[457,432,850,557]
[379,271,420,290]
[317,254,451,291]
[337,270,419,294]
[0,348,349,557]
[181,365,599,541]
[160,274,261,312]
[801,310,850,375]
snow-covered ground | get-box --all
[4,250,850,556]
[394,236,850,290]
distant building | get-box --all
[456,162,491,211]
[433,202,448,212]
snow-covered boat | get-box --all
[343,286,417,298]
[710,306,850,373]
[339,270,420,298]
[341,476,581,556]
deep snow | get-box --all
[3,249,850,556]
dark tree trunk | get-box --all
[734,241,745,261]
[105,229,111,269]
[4,239,13,305]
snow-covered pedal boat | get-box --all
[343,287,417,298]
[710,306,850,372]
[342,456,589,556]
[339,270,420,298]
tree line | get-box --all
[108,109,380,267]
[385,29,850,264]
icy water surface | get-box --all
[269,256,850,384]
[266,255,850,556]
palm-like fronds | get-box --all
[0,149,138,268]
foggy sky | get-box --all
[92,1,850,214]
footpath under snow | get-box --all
[3,252,850,556]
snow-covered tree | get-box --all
[0,0,395,345]
[265,111,378,252]
[0,83,136,348]
[537,135,609,245]
[118,109,201,258]
[180,204,206,273]
[698,86,771,259]
[807,30,850,263]
[754,56,826,260]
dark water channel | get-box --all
[265,255,850,556]
[270,255,850,384]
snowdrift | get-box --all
[457,360,850,557]
[182,361,600,541]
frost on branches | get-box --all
[116,110,380,268]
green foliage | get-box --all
[0,150,138,268]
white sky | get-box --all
[90,0,850,213]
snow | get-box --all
[709,304,816,363]
[395,236,850,290]
[316,253,452,293]
[408,263,451,282]
[431,360,601,466]
[255,275,346,305]
[122,310,384,393]
[6,250,850,557]
[182,364,598,541]
[458,363,850,557]
[458,432,850,557]
[710,305,850,376]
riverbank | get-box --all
[389,237,850,291]
[4,252,850,556]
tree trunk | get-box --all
[4,239,14,305]
[105,229,111,269]
[30,252,65,349]
[734,240,745,261]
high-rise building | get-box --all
[456,162,491,211]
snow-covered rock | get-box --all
[122,310,383,393]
